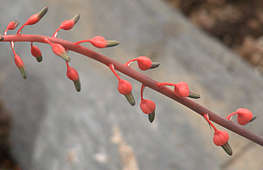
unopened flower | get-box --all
[24,7,48,25]
[126,56,159,71]
[118,79,135,106]
[226,108,255,125]
[89,36,119,48]
[31,43,42,62]
[14,54,26,79]
[203,114,232,156]
[60,14,80,30]
[66,63,81,92]
[140,84,156,123]
[7,21,19,30]
[51,43,70,61]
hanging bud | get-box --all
[136,56,159,71]
[213,130,232,156]
[140,99,156,115]
[236,108,254,125]
[31,44,43,62]
[67,65,81,92]
[14,54,26,79]
[89,36,119,48]
[175,82,189,97]
[25,7,48,25]
[118,79,135,106]
[60,14,80,30]
[7,21,19,30]
[51,43,70,61]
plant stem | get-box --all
[2,34,263,146]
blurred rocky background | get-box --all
[0,0,263,170]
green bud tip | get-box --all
[124,93,135,106]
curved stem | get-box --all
[226,112,238,120]
[203,114,217,132]
[141,84,145,100]
[74,39,91,45]
[125,58,138,66]
[52,27,61,37]
[109,64,121,81]
[2,34,263,146]
[16,24,26,34]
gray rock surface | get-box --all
[0,0,263,170]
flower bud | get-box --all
[51,43,70,61]
[90,36,119,48]
[31,44,42,62]
[25,7,48,25]
[213,130,232,155]
[236,108,254,125]
[14,54,26,79]
[137,56,154,70]
[7,21,19,30]
[67,65,81,92]
[118,79,135,105]
[60,14,80,30]
[175,82,189,97]
[140,99,156,115]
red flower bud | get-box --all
[89,36,119,48]
[118,79,132,95]
[175,82,189,97]
[137,56,153,70]
[7,21,19,30]
[236,108,254,125]
[31,44,42,62]
[67,64,81,92]
[90,36,107,48]
[51,43,70,61]
[118,79,135,105]
[14,54,26,79]
[213,130,229,146]
[25,7,48,25]
[140,99,156,115]
[60,14,80,30]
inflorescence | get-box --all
[0,7,258,156]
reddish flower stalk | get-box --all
[2,34,263,147]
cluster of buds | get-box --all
[108,56,160,122]
[4,7,48,79]
[203,108,255,156]
[203,114,232,155]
